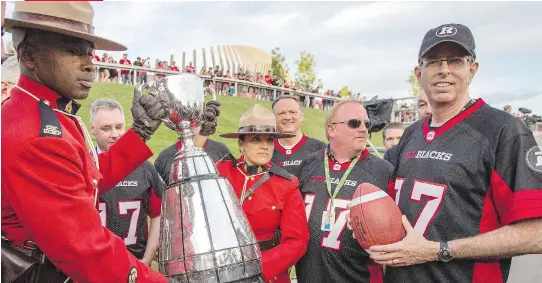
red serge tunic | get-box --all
[1,75,167,283]
[216,156,309,283]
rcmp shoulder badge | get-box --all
[127,266,138,283]
[38,100,62,137]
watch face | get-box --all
[439,250,453,262]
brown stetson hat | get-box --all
[220,104,295,139]
[3,2,126,51]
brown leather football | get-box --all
[350,183,406,249]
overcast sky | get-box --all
[4,1,542,114]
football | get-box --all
[350,183,406,250]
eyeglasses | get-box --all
[419,56,472,70]
[330,119,370,130]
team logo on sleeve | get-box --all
[127,267,138,283]
[525,146,542,173]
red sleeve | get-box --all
[492,131,542,225]
[387,179,396,199]
[5,138,166,283]
[148,188,161,218]
[261,177,309,281]
[98,129,152,194]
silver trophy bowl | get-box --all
[141,74,263,282]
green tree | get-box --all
[295,51,319,92]
[271,47,288,86]
[407,69,420,96]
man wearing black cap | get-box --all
[362,23,542,283]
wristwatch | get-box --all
[438,241,454,262]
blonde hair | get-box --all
[324,99,365,141]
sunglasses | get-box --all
[330,119,371,129]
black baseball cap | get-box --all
[418,23,476,60]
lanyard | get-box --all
[324,149,361,210]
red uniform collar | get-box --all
[16,75,81,115]
[274,134,308,155]
[326,147,369,171]
[422,98,485,144]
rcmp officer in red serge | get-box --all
[1,2,168,282]
[215,104,310,283]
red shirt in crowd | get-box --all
[155,64,166,78]
[170,65,180,72]
[264,74,272,85]
[119,58,131,75]
[186,66,195,73]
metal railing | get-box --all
[93,62,345,108]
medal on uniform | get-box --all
[286,149,292,155]
[321,210,335,231]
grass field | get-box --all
[81,82,383,161]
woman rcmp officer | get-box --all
[216,104,309,283]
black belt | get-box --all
[258,230,281,252]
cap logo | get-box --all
[436,26,457,37]
[525,145,542,173]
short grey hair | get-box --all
[89,98,125,124]
[11,27,27,53]
[1,56,20,85]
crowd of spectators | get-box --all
[92,52,360,111]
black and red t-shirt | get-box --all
[98,161,165,260]
[296,148,393,283]
[272,135,326,177]
[387,99,542,283]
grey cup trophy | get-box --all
[142,74,263,282]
